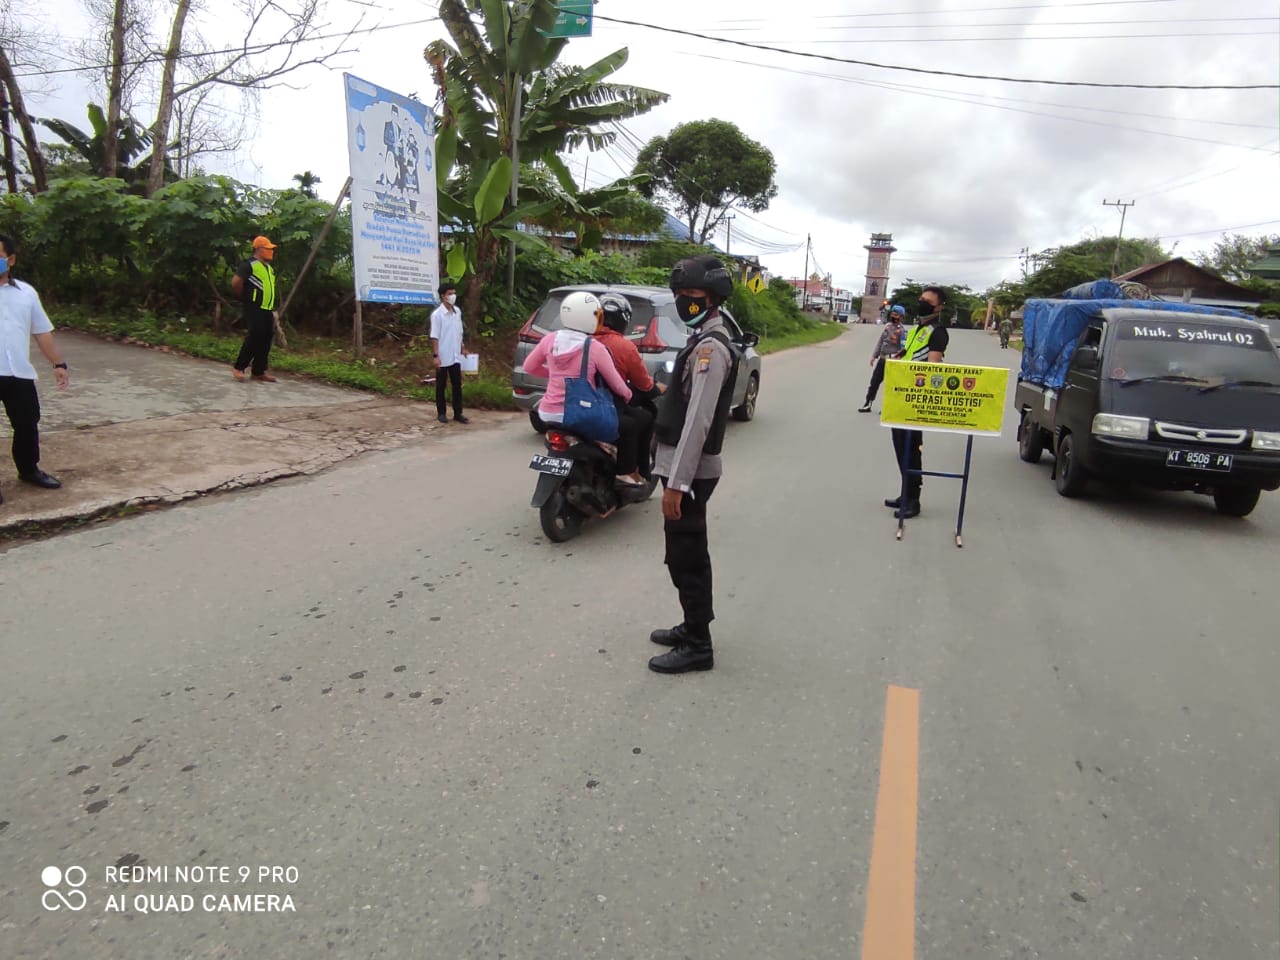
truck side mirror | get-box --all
[1075,344,1099,369]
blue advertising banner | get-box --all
[343,73,439,304]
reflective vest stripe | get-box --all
[250,260,277,311]
[903,322,936,361]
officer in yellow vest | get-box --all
[231,235,280,382]
[885,286,950,519]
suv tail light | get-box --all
[637,322,668,354]
[517,312,543,344]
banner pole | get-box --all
[954,435,975,548]
[895,428,909,541]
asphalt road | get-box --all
[2,326,1277,959]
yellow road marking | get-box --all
[862,684,920,959]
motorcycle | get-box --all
[528,414,659,542]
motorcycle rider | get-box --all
[594,293,664,486]
[522,291,632,426]
[648,255,739,675]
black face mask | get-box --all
[675,294,711,326]
[916,300,937,318]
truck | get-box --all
[1013,283,1280,517]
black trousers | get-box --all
[615,404,654,475]
[436,363,463,417]
[661,476,719,638]
[892,428,924,501]
[864,357,887,404]
[0,375,41,476]
[234,311,275,375]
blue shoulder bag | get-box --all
[562,338,619,442]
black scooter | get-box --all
[528,413,658,542]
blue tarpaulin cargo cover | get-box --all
[1019,297,1247,389]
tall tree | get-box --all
[1194,233,1280,281]
[633,119,777,244]
[0,44,47,192]
[1022,236,1166,298]
[425,0,667,318]
[291,170,321,198]
[144,0,362,195]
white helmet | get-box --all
[560,291,602,334]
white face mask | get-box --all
[444,293,457,305]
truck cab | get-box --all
[1015,304,1280,517]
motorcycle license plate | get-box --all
[1166,449,1232,472]
[529,454,573,477]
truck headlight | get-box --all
[1092,414,1149,439]
[1252,430,1280,451]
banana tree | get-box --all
[425,0,668,321]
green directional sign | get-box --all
[542,0,593,38]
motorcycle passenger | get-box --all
[522,291,631,429]
[594,293,664,486]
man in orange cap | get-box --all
[231,235,280,382]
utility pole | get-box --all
[1102,198,1135,279]
[800,233,811,310]
[723,214,735,256]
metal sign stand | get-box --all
[896,433,976,548]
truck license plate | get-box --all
[529,454,573,477]
[1166,449,1233,472]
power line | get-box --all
[591,14,1278,90]
[752,31,1268,45]
[692,54,1276,153]
[682,16,1278,35]
[704,0,1182,23]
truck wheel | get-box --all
[1018,410,1044,463]
[1054,433,1088,498]
[1212,486,1260,518]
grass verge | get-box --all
[757,322,845,355]
[49,307,843,404]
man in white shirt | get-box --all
[0,233,69,505]
[429,281,469,424]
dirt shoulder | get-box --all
[0,333,513,539]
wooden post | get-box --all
[353,297,364,359]
[277,175,353,322]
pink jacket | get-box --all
[523,330,631,419]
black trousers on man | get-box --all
[662,476,719,638]
[234,310,275,376]
[0,375,41,476]
[864,357,887,405]
[615,403,654,476]
[436,362,464,418]
[892,428,924,501]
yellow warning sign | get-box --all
[746,272,765,295]
[880,361,1010,435]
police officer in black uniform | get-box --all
[648,255,739,674]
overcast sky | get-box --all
[16,0,1280,294]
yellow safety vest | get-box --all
[903,320,940,361]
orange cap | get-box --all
[252,235,277,250]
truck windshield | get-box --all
[1107,319,1280,387]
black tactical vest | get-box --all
[653,328,739,455]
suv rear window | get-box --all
[533,291,658,340]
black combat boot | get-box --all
[648,626,713,674]
[650,624,691,647]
